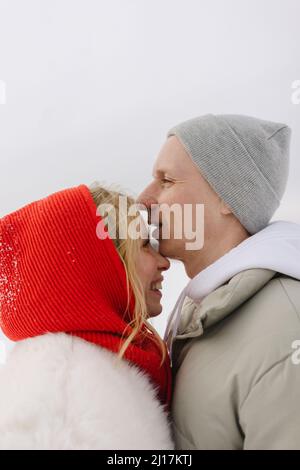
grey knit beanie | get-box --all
[167,114,291,234]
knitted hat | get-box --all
[0,185,172,408]
[167,114,291,234]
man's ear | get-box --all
[220,199,232,215]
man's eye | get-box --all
[161,178,173,185]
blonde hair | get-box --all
[90,183,167,367]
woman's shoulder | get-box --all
[0,333,173,450]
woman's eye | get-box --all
[143,239,150,247]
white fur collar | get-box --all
[0,332,174,450]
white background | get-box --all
[0,0,300,360]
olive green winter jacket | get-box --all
[171,268,300,450]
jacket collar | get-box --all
[165,220,300,355]
[173,268,277,341]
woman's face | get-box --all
[135,217,170,317]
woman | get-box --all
[0,183,174,449]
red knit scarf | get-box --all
[0,185,172,410]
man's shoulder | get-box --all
[272,273,300,314]
[173,273,300,377]
[246,273,300,330]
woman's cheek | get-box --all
[136,253,151,289]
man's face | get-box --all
[138,135,222,261]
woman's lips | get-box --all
[150,289,162,298]
[150,277,163,299]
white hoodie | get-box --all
[164,220,300,355]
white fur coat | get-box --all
[0,332,174,450]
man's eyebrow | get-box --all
[152,168,186,184]
[152,169,167,178]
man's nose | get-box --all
[137,193,158,209]
[137,181,159,207]
[137,185,159,225]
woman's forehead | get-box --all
[137,212,150,239]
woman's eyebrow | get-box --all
[140,231,150,245]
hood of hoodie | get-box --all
[164,220,300,355]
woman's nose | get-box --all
[157,252,171,272]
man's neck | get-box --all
[184,227,250,279]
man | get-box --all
[138,114,300,450]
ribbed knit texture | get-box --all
[167,114,291,234]
[0,185,172,409]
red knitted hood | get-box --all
[0,185,172,408]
